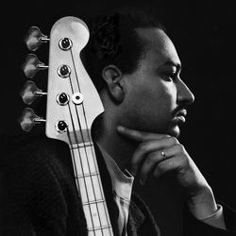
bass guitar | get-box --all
[19,16,114,236]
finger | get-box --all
[131,137,179,174]
[138,150,163,185]
[165,143,186,157]
[153,145,188,179]
[117,126,170,142]
[140,144,186,184]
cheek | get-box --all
[140,79,176,110]
[123,82,176,131]
[128,79,176,111]
[158,83,177,110]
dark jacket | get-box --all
[0,134,235,235]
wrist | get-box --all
[187,185,218,220]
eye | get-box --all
[164,71,178,82]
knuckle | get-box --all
[169,137,179,145]
[177,143,184,152]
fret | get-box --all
[72,145,98,176]
[84,200,109,227]
[70,141,94,149]
[70,143,113,234]
[69,129,111,234]
[91,175,104,200]
[75,171,99,179]
[96,201,110,226]
[88,227,113,236]
[77,176,103,202]
[82,199,105,206]
[83,201,111,228]
[74,173,104,200]
[88,225,112,231]
[83,202,104,228]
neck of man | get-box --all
[93,112,137,173]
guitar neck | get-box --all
[36,16,113,235]
[69,139,114,235]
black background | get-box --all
[1,0,236,235]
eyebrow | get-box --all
[163,60,182,71]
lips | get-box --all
[173,109,187,124]
[176,109,187,117]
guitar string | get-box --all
[66,126,80,192]
[66,68,98,233]
[70,49,111,232]
[66,102,96,234]
[69,49,96,161]
[67,68,105,235]
[67,54,107,234]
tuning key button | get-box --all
[59,37,72,51]
[56,120,68,133]
[57,64,71,78]
[25,26,49,51]
[22,54,48,78]
[57,92,70,105]
[18,107,46,132]
[20,80,47,105]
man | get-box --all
[81,8,236,235]
[1,7,235,236]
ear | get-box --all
[102,65,125,103]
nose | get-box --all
[177,79,195,106]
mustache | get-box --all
[172,106,187,117]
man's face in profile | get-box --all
[120,28,195,137]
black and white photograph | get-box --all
[1,1,236,235]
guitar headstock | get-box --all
[19,16,104,146]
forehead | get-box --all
[135,28,181,67]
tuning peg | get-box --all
[20,80,47,105]
[25,26,49,51]
[22,53,48,78]
[18,107,46,132]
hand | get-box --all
[117,125,218,219]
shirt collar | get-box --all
[97,143,134,200]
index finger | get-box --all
[117,126,170,142]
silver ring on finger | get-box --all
[161,151,166,159]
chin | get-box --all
[168,126,181,137]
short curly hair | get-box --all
[81,7,165,92]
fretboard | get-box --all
[69,141,114,236]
